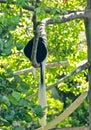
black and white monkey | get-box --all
[24,37,47,84]
[24,37,47,65]
[24,37,47,126]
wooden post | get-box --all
[84,1,91,129]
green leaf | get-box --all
[0,39,3,51]
[18,98,29,107]
[12,126,25,130]
[8,91,21,105]
[23,113,32,122]
[16,0,26,7]
[2,48,12,56]
[12,91,21,101]
[35,7,41,15]
[17,81,30,92]
[2,95,10,106]
[50,8,57,15]
[1,16,20,31]
[5,68,13,78]
[6,0,13,4]
[8,16,20,31]
[4,37,14,49]
[14,75,22,82]
[31,105,44,118]
[16,42,24,50]
[35,7,45,16]
[4,110,15,121]
[8,95,18,105]
[0,26,3,34]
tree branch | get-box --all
[31,11,40,67]
[14,61,69,75]
[25,60,90,100]
[39,10,89,26]
[47,61,90,90]
[38,11,89,45]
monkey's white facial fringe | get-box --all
[38,85,47,127]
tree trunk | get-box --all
[84,0,91,129]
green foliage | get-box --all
[31,105,44,118]
[71,99,89,126]
[35,7,46,16]
[0,0,88,129]
[0,68,43,129]
[16,0,27,7]
[16,42,24,50]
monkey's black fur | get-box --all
[24,37,47,63]
[24,37,47,85]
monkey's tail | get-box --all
[38,62,47,127]
[38,84,47,127]
[40,62,44,86]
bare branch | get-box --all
[39,11,88,26]
[14,61,69,75]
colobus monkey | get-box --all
[24,37,47,64]
[24,37,47,126]
[24,37,47,85]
